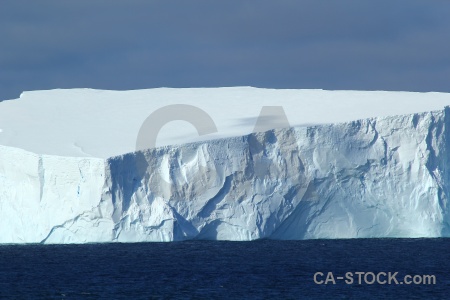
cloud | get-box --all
[1,0,450,100]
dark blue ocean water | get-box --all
[0,238,448,299]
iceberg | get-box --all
[1,87,450,243]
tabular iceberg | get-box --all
[1,88,450,243]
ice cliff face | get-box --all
[2,108,450,243]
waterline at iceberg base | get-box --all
[2,108,450,243]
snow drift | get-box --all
[1,88,450,243]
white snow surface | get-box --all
[2,87,450,243]
[1,87,450,158]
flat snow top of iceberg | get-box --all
[1,87,450,158]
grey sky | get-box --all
[1,0,449,100]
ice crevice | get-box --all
[40,201,106,244]
[38,156,44,202]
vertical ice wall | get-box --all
[98,108,450,242]
[0,146,109,243]
[1,108,450,243]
